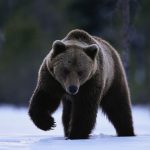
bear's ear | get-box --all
[84,44,98,60]
[51,40,66,58]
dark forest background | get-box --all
[0,0,149,106]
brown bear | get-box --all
[28,29,135,139]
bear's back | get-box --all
[63,29,96,45]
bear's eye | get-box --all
[63,68,70,75]
[77,71,83,77]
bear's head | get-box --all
[47,40,99,95]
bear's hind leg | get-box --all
[100,81,135,136]
[62,95,72,137]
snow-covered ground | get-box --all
[0,106,150,150]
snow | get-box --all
[0,106,150,150]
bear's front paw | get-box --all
[39,116,56,131]
[30,111,56,131]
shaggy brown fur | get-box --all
[28,29,134,139]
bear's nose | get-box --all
[68,85,78,95]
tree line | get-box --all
[0,0,149,105]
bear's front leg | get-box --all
[62,95,73,137]
[68,81,101,139]
[28,62,64,131]
[29,88,57,130]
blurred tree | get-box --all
[131,0,150,103]
[117,0,130,75]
